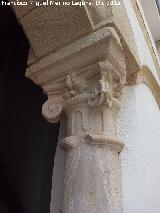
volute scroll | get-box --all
[42,98,63,123]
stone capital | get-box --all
[26,27,126,124]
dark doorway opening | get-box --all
[0,5,59,213]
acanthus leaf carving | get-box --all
[88,80,113,108]
[65,73,87,97]
[88,61,126,109]
[41,60,126,123]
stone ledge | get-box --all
[26,27,124,86]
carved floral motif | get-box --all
[42,60,126,124]
[88,80,113,107]
[65,73,87,97]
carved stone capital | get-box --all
[41,59,126,124]
[26,27,127,125]
[26,26,127,213]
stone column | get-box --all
[59,74,124,213]
[26,27,127,212]
[12,0,141,211]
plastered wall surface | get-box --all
[123,0,160,84]
[117,84,160,213]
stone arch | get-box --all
[137,65,160,107]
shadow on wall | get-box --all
[0,5,59,213]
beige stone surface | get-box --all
[12,0,140,73]
[20,3,92,57]
[60,134,123,213]
[11,0,43,17]
[86,1,140,80]
[85,0,113,27]
[112,0,140,65]
[51,65,125,212]
[26,27,125,88]
[27,47,38,65]
[112,1,140,80]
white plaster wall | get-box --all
[123,0,160,84]
[137,0,160,66]
[117,84,160,213]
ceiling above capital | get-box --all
[12,0,140,76]
[26,27,126,91]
